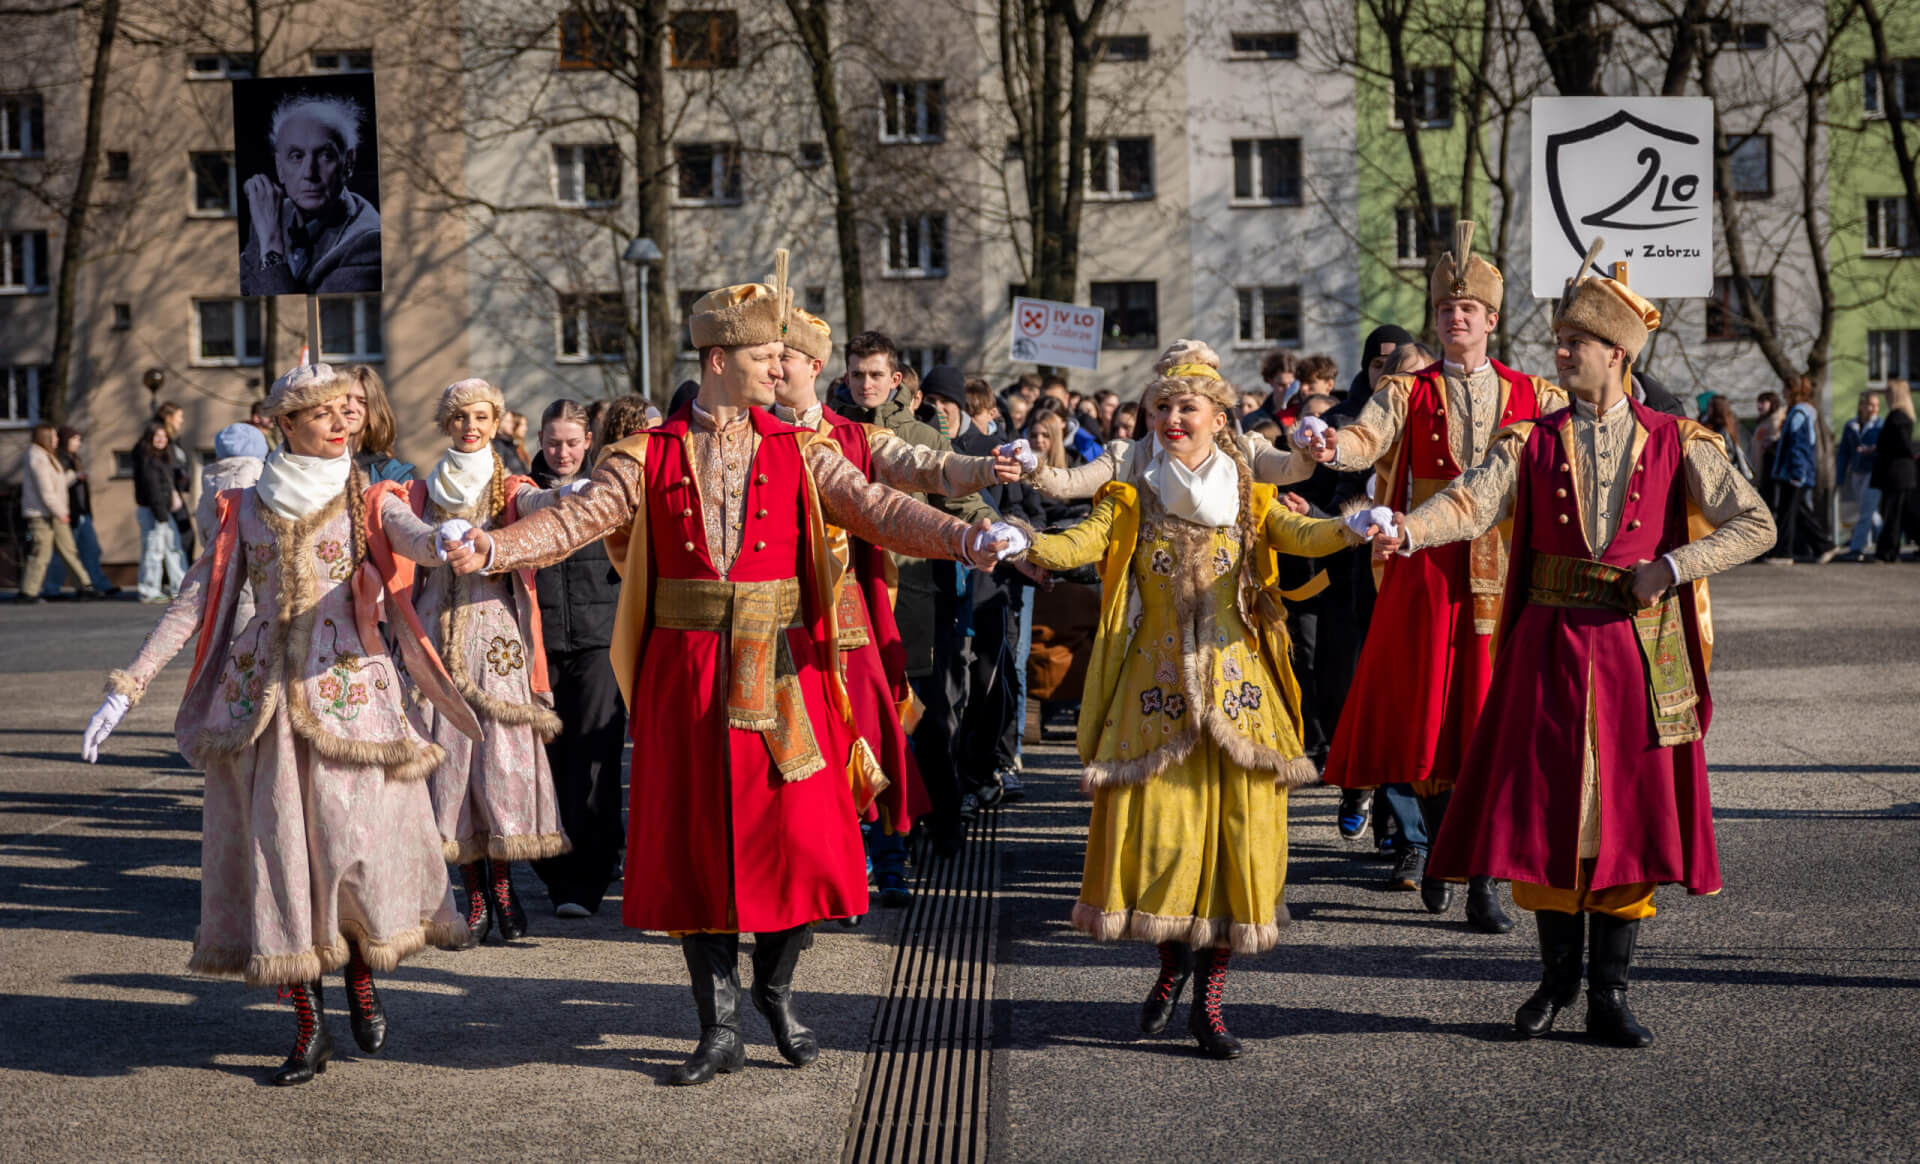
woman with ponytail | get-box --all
[1013,341,1372,1060]
[366,379,568,949]
[79,365,470,1085]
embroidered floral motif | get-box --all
[1237,681,1263,711]
[1212,545,1234,577]
[314,539,353,582]
[222,666,263,720]
[1221,654,1243,683]
[486,636,526,677]
[1149,548,1175,576]
[1139,687,1164,717]
[1164,693,1187,720]
[246,542,276,588]
[1222,688,1242,720]
[315,666,371,721]
[1154,659,1178,685]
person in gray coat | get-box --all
[240,93,381,295]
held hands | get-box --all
[1296,419,1337,464]
[1291,415,1329,449]
[443,528,494,576]
[962,518,1014,571]
[992,440,1038,482]
[243,174,285,257]
[434,519,474,562]
[82,694,130,763]
[1630,557,1676,608]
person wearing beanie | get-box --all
[436,251,1012,1086]
[1376,245,1775,1047]
[79,363,474,1085]
[364,377,571,950]
[1306,221,1566,934]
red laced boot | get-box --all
[1186,946,1243,1060]
[344,946,388,1054]
[1140,941,1193,1035]
[458,860,493,946]
[490,858,528,941]
[271,980,335,1085]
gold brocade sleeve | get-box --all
[1248,431,1317,487]
[1400,423,1530,552]
[1262,507,1358,558]
[805,441,971,562]
[487,456,641,573]
[1027,442,1125,500]
[1025,496,1121,571]
[1667,432,1777,583]
[867,427,999,497]
[1331,375,1413,472]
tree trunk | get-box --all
[631,0,672,404]
[785,0,863,333]
[44,0,119,425]
[1520,0,1605,96]
[1861,0,1920,239]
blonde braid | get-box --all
[346,464,369,572]
[1213,425,1265,621]
[485,451,508,524]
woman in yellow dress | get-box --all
[1019,342,1368,1059]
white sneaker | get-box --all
[555,902,591,919]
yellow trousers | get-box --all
[1511,859,1656,921]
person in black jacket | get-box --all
[526,399,628,916]
[1873,379,1920,562]
[131,421,187,603]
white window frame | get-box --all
[309,49,373,74]
[1394,203,1458,266]
[880,80,945,144]
[189,151,238,218]
[556,291,627,364]
[191,298,263,366]
[0,231,49,294]
[883,213,948,278]
[1233,285,1301,348]
[1229,138,1302,206]
[186,52,255,80]
[553,143,622,207]
[1228,31,1299,60]
[1865,196,1918,255]
[1,93,45,158]
[1867,329,1920,384]
[0,365,45,428]
[318,294,384,361]
[1389,67,1453,129]
[1086,137,1154,201]
[673,142,742,206]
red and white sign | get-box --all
[1009,296,1104,371]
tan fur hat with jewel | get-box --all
[784,305,833,362]
[1552,237,1662,361]
[1428,220,1503,312]
[690,249,794,351]
[436,377,506,430]
[263,363,349,417]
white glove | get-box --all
[566,479,592,495]
[1291,415,1330,448]
[996,439,1039,473]
[82,693,130,763]
[1343,505,1398,541]
[435,519,474,561]
[970,521,1030,562]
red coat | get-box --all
[1323,361,1544,791]
[1429,403,1720,893]
[623,408,868,933]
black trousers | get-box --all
[910,583,971,839]
[531,648,628,911]
[958,590,1022,785]
[1771,482,1832,558]
[1878,487,1920,560]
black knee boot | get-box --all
[344,946,388,1054]
[1586,914,1654,1048]
[1140,941,1193,1035]
[750,925,820,1067]
[490,859,528,941]
[458,860,492,947]
[271,980,334,1085]
[1186,946,1243,1060]
[1466,875,1514,934]
[1513,909,1584,1037]
[672,933,746,1085]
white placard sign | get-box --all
[1009,296,1104,371]
[1531,97,1714,299]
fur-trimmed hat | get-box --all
[690,249,794,351]
[1551,237,1662,362]
[437,377,506,429]
[1144,339,1237,413]
[783,305,832,361]
[262,363,349,418]
[1429,220,1503,311]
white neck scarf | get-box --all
[1143,437,1239,528]
[255,447,352,521]
[428,445,496,513]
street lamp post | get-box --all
[623,237,664,400]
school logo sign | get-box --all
[1531,97,1715,298]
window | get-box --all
[1725,134,1772,199]
[553,144,621,206]
[1087,137,1153,200]
[1705,275,1773,341]
[678,288,704,353]
[1,231,49,293]
[194,298,263,365]
[310,49,373,73]
[186,53,254,80]
[881,80,944,144]
[1395,203,1457,265]
[1,94,44,158]
[803,285,826,315]
[1089,281,1158,350]
[1230,32,1298,59]
[674,143,742,205]
[1393,68,1454,128]
[1865,58,1920,119]
[1867,329,1920,383]
[557,292,627,362]
[1095,35,1149,62]
[1,365,45,427]
[559,9,627,70]
[798,141,826,169]
[670,10,739,68]
[1230,138,1301,205]
[111,303,131,330]
[319,295,383,360]
[105,150,130,181]
[1709,21,1769,51]
[884,213,947,277]
[190,151,237,216]
[1004,136,1024,162]
[1235,285,1300,346]
[1865,197,1920,255]
[1007,282,1029,306]
[898,346,951,376]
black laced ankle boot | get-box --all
[458,860,492,947]
[750,925,820,1067]
[1186,946,1243,1060]
[672,933,746,1085]
[271,980,334,1085]
[1466,875,1515,934]
[1514,909,1585,1038]
[1140,941,1193,1035]
[490,859,528,941]
[344,946,388,1054]
[1586,914,1655,1048]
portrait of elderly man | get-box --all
[239,92,381,296]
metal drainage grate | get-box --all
[842,807,1001,1164]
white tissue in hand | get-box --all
[436,518,474,561]
[1291,415,1330,448]
[985,521,1030,561]
[567,479,592,494]
[1343,505,1398,540]
[997,439,1039,472]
